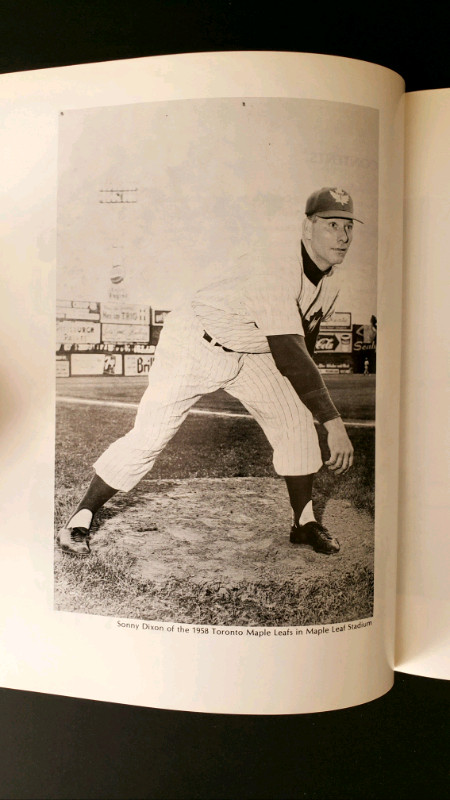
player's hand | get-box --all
[323,417,354,475]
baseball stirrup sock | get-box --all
[299,501,316,526]
[67,509,93,530]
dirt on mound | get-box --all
[91,477,374,587]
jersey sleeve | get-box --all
[247,270,304,337]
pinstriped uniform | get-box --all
[93,247,342,491]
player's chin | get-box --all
[331,250,347,263]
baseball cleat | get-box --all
[290,521,340,554]
[57,526,91,556]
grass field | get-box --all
[54,374,375,626]
[56,373,376,420]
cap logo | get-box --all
[329,188,350,206]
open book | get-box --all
[0,52,448,715]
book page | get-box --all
[0,52,404,713]
[396,89,450,679]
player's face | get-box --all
[309,217,354,270]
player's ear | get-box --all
[303,216,313,240]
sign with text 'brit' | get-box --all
[124,355,155,376]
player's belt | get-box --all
[203,331,233,352]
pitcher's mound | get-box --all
[91,478,373,586]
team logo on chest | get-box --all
[302,309,323,334]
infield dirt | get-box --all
[90,478,372,584]
[54,477,374,626]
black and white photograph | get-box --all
[54,96,378,627]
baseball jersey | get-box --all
[191,242,342,353]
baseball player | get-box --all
[58,187,361,557]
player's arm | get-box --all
[267,333,354,474]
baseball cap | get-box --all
[305,187,363,223]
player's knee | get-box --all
[272,435,321,476]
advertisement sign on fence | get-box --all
[71,354,124,376]
[100,303,150,325]
[315,331,353,353]
[56,320,101,344]
[56,300,100,321]
[101,323,150,343]
[319,311,352,331]
[124,355,155,376]
[55,356,70,377]
[151,309,171,326]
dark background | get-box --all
[1,1,449,798]
[1,0,449,90]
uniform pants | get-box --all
[94,306,323,491]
